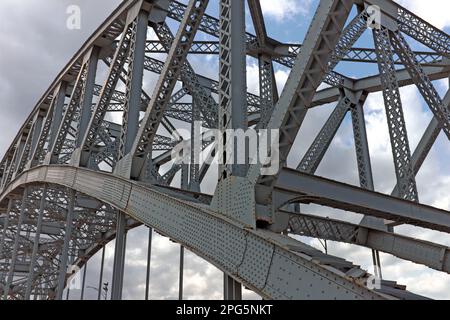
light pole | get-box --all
[87,283,108,300]
[103,282,109,300]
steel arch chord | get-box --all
[1,0,450,301]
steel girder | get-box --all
[145,40,446,67]
[119,9,150,161]
[351,94,374,191]
[0,184,118,300]
[0,165,425,300]
[249,0,354,187]
[48,48,99,165]
[248,0,278,131]
[283,210,450,274]
[118,0,211,180]
[2,41,449,175]
[311,63,450,108]
[362,0,450,57]
[80,6,146,168]
[152,22,218,128]
[373,27,418,202]
[1,0,450,301]
[394,91,450,196]
[273,168,450,233]
[297,97,352,174]
[385,90,450,227]
[167,0,350,88]
[389,30,450,140]
[141,54,260,122]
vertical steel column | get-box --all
[97,246,105,300]
[181,165,189,190]
[351,100,374,190]
[145,227,152,300]
[29,113,44,160]
[0,199,13,286]
[79,6,141,168]
[80,262,87,300]
[15,113,45,177]
[178,245,184,300]
[38,259,49,299]
[371,249,383,279]
[351,96,385,273]
[125,0,210,180]
[3,187,28,300]
[248,0,278,129]
[111,211,127,300]
[219,0,246,299]
[47,83,68,152]
[224,273,242,300]
[0,158,11,188]
[375,251,383,279]
[28,82,68,168]
[4,139,25,185]
[48,49,94,164]
[14,140,25,171]
[373,27,418,202]
[75,47,100,147]
[179,163,189,300]
[351,97,387,230]
[25,185,47,300]
[56,189,75,300]
[119,9,149,159]
[258,56,278,129]
[219,0,248,179]
[189,104,201,192]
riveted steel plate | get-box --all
[101,177,131,211]
[0,166,394,300]
[238,233,274,289]
[263,247,382,300]
[211,176,256,228]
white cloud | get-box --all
[259,0,312,21]
[398,0,450,29]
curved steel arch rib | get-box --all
[0,165,421,300]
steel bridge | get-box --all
[0,0,449,300]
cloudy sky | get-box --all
[1,0,450,300]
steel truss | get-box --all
[1,0,450,300]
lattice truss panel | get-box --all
[0,184,118,300]
[0,0,449,300]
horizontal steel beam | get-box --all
[283,210,450,274]
[353,65,450,94]
[270,168,450,233]
[311,63,450,107]
[145,40,446,67]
